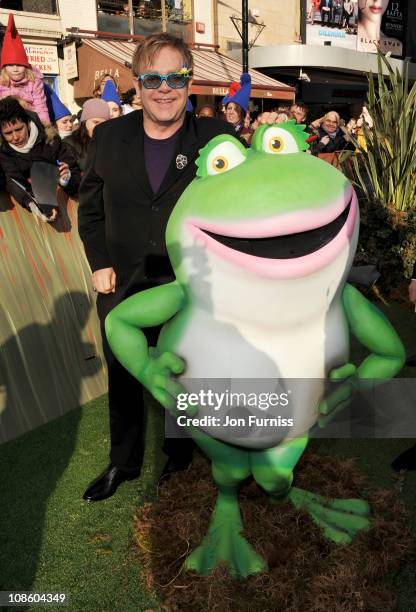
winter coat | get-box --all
[64,132,88,172]
[310,126,349,155]
[0,114,81,209]
[0,67,50,123]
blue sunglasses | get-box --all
[137,71,191,89]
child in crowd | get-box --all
[93,73,119,98]
[65,99,110,171]
[0,14,49,124]
[44,84,74,139]
[101,80,122,118]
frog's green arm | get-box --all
[105,281,185,380]
[342,282,405,379]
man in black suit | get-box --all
[78,33,236,501]
[320,0,333,25]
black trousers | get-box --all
[321,9,331,25]
[96,267,193,472]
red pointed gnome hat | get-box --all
[1,14,30,69]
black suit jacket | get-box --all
[78,111,235,285]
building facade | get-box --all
[221,0,416,119]
[0,0,99,111]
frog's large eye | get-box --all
[206,140,247,176]
[262,126,300,155]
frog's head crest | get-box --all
[196,120,309,179]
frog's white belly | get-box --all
[172,298,349,449]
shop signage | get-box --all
[23,44,59,74]
[64,43,78,80]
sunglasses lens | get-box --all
[166,73,187,89]
[142,74,162,89]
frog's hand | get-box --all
[318,363,357,427]
[289,487,371,544]
[141,351,187,414]
[105,281,187,412]
[319,284,406,426]
[342,282,405,381]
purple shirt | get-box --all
[144,129,180,194]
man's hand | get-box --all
[409,279,416,305]
[255,111,280,126]
[320,135,330,146]
[58,161,71,186]
[47,208,58,222]
[28,201,58,223]
[92,267,116,294]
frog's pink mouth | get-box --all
[186,188,358,279]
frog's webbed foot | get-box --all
[184,485,266,578]
[288,487,371,544]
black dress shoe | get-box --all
[158,457,192,484]
[83,464,140,501]
[391,444,416,472]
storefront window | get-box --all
[97,0,191,22]
[0,1,23,9]
[0,1,58,14]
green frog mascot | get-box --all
[105,122,405,578]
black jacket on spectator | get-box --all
[64,132,87,172]
[0,113,81,209]
[310,126,348,156]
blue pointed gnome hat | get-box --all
[101,79,121,106]
[222,72,251,113]
[186,98,193,112]
[44,83,71,122]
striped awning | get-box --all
[74,38,295,100]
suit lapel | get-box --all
[120,111,153,200]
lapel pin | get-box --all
[176,154,188,170]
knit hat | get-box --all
[101,80,121,106]
[44,83,71,122]
[1,13,30,69]
[80,98,110,122]
[222,72,252,113]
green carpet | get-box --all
[0,395,164,612]
[1,299,416,611]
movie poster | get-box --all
[357,0,406,57]
[306,0,407,58]
[306,0,358,51]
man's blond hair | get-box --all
[132,33,193,76]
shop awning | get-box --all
[73,38,295,101]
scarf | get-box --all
[322,124,339,139]
[9,121,39,153]
[58,130,71,139]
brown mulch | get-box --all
[133,452,414,612]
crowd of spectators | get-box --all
[0,11,370,227]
